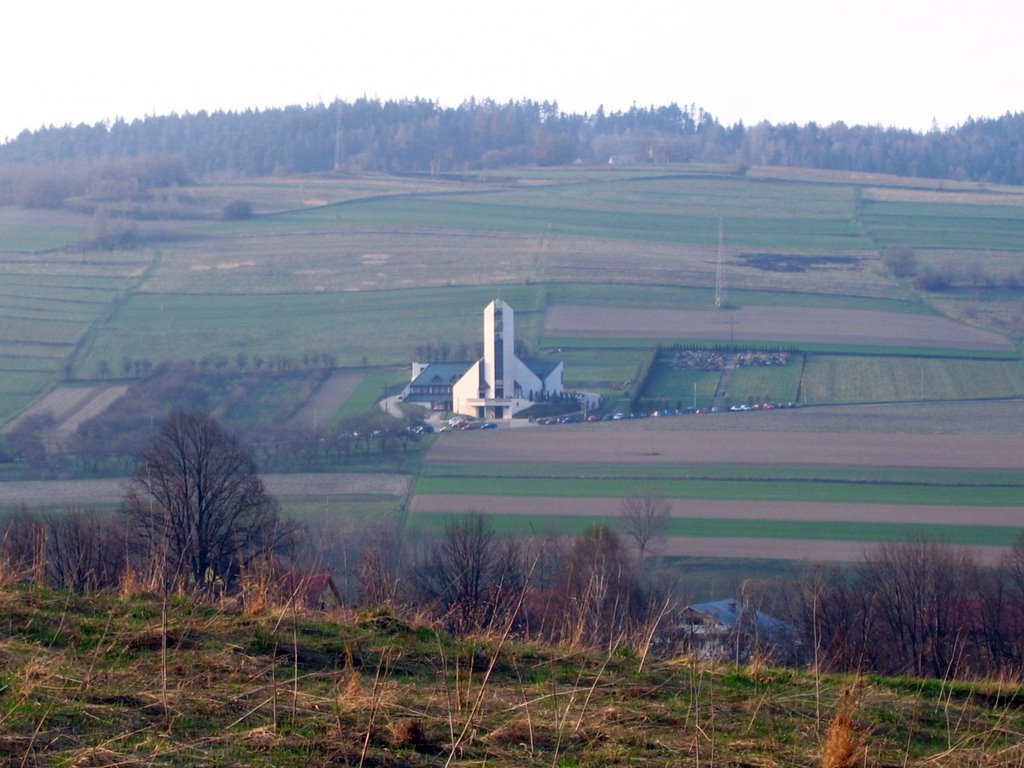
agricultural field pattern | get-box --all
[3,163,1024,573]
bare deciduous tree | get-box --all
[357,522,404,608]
[123,411,292,592]
[558,525,639,650]
[416,513,524,633]
[618,487,671,566]
[44,509,124,593]
[857,539,971,678]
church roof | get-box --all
[524,358,561,380]
[409,362,473,388]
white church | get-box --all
[402,300,564,420]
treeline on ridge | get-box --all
[2,98,1024,191]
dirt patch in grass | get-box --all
[544,304,1015,351]
[736,253,860,272]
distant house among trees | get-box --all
[673,598,796,662]
[402,300,563,419]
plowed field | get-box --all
[544,304,1015,351]
[425,423,1024,470]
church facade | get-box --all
[401,300,563,419]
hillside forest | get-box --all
[2,98,1024,199]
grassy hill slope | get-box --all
[1,583,1022,767]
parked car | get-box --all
[480,422,497,429]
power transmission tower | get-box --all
[715,217,727,308]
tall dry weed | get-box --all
[822,689,866,768]
[238,562,273,615]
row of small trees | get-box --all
[883,245,1024,293]
[99,351,340,379]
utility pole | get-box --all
[333,99,343,171]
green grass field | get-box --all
[421,461,1024,485]
[412,473,1024,506]
[862,199,1024,251]
[408,511,1020,547]
[641,360,721,409]
[279,493,401,527]
[723,362,803,405]
[73,284,554,376]
[803,355,1024,403]
[0,214,90,251]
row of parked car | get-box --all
[533,402,802,425]
[429,401,804,433]
[438,417,497,431]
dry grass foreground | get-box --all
[2,583,1023,766]
[544,304,1015,351]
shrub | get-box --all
[221,199,253,220]
[882,246,917,277]
[911,269,951,291]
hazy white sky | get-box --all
[4,0,1021,143]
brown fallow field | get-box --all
[544,305,1015,351]
[421,405,1024,473]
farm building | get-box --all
[673,598,795,662]
[402,300,563,419]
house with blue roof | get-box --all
[401,300,564,419]
[676,598,797,662]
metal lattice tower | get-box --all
[714,217,727,308]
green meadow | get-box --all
[412,473,1024,506]
[408,511,1020,548]
[861,199,1024,251]
[803,355,1024,403]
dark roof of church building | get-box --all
[524,358,561,380]
[409,362,474,388]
